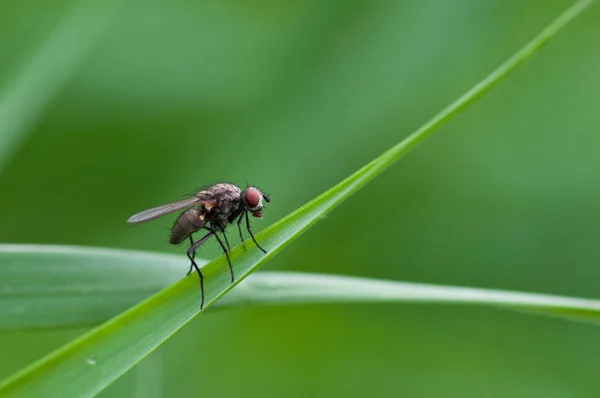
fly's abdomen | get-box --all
[170,208,206,244]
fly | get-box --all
[127,183,271,309]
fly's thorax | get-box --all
[197,183,242,202]
[194,183,243,227]
[210,200,241,227]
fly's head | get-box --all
[243,186,270,218]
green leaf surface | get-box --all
[0,244,202,330]
[218,272,600,323]
[0,1,594,396]
[3,244,600,332]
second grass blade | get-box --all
[3,245,600,331]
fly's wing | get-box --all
[127,197,201,225]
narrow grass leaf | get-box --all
[2,245,600,331]
[0,244,200,330]
[217,272,600,323]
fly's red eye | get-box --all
[245,188,261,209]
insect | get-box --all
[127,183,271,309]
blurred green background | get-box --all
[1,0,599,396]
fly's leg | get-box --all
[187,231,213,310]
[207,224,234,283]
[220,226,232,251]
[237,211,245,243]
[187,236,195,275]
[245,211,267,254]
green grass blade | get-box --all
[3,245,600,331]
[216,272,600,323]
[0,1,593,396]
[0,244,202,330]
